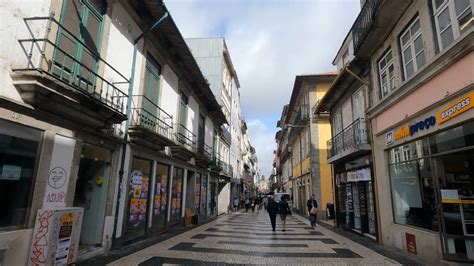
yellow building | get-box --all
[277,73,336,219]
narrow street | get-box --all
[109,211,404,265]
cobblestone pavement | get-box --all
[109,210,406,265]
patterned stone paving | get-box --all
[109,211,401,265]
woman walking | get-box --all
[267,196,279,232]
[278,197,292,232]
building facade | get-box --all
[276,74,336,219]
[0,0,232,264]
[318,0,474,263]
[316,31,377,240]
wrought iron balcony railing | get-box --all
[197,142,212,161]
[129,95,173,140]
[327,118,370,159]
[16,16,129,115]
[352,0,382,52]
[175,123,197,153]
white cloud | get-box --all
[165,0,360,177]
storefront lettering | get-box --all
[437,91,473,124]
[386,116,436,145]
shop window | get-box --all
[170,167,183,223]
[432,0,473,50]
[389,158,438,231]
[124,157,152,242]
[400,17,426,79]
[0,123,41,229]
[429,120,474,154]
[378,49,395,98]
[152,163,169,230]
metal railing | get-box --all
[129,95,173,140]
[174,123,197,153]
[327,118,369,159]
[211,155,223,169]
[197,142,212,161]
[16,16,129,115]
[221,127,232,145]
[353,0,382,52]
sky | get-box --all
[165,0,361,179]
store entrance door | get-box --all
[434,149,474,262]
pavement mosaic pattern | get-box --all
[109,210,401,265]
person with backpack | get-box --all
[307,194,318,227]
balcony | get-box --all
[128,95,174,150]
[169,124,196,161]
[12,17,129,128]
[196,142,212,167]
[220,161,233,178]
[353,0,411,58]
[210,155,223,172]
[327,118,371,163]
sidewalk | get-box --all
[76,214,222,266]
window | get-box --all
[400,17,426,79]
[342,49,350,65]
[433,0,473,50]
[352,89,365,120]
[0,122,40,229]
[378,49,395,98]
[332,109,343,135]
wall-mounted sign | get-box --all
[405,233,417,254]
[437,91,473,124]
[386,116,436,145]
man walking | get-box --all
[267,196,279,232]
[255,196,261,213]
[278,196,292,232]
[233,196,239,212]
[307,194,318,227]
[245,198,250,212]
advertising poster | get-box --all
[161,193,167,212]
[138,199,147,221]
[130,198,138,222]
[154,195,161,215]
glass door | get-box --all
[152,163,169,232]
[434,149,474,262]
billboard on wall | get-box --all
[28,208,83,266]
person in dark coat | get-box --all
[307,194,318,227]
[267,197,279,232]
[278,197,292,232]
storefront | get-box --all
[169,167,184,225]
[334,156,377,238]
[295,174,310,215]
[375,89,474,263]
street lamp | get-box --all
[113,11,169,247]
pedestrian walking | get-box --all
[267,196,279,231]
[263,196,268,210]
[251,197,256,212]
[254,196,261,213]
[278,197,292,232]
[233,196,239,212]
[307,194,318,227]
[245,198,250,212]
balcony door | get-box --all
[197,114,205,153]
[178,92,189,144]
[53,0,106,93]
[141,54,161,128]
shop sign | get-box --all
[437,91,473,124]
[405,233,417,254]
[386,116,436,145]
[346,168,371,182]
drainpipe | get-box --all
[112,11,169,248]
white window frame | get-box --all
[378,49,395,98]
[400,17,425,79]
[432,0,473,50]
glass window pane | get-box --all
[403,47,413,63]
[389,159,438,231]
[457,8,473,34]
[416,52,426,69]
[388,65,394,78]
[438,7,452,32]
[440,26,455,48]
[0,133,39,228]
[454,0,470,15]
[380,58,386,69]
[401,31,411,46]
[405,61,414,78]
[153,163,169,229]
[430,120,474,154]
[411,19,421,35]
[386,50,392,61]
[434,0,446,10]
[414,35,424,54]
